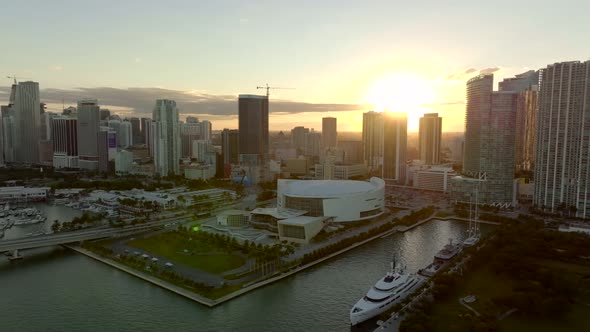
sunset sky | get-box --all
[1,0,589,132]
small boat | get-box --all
[434,238,462,260]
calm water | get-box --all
[0,206,492,332]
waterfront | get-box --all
[1,203,82,240]
[0,211,493,332]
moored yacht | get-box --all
[434,238,462,260]
[350,259,421,326]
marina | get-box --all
[0,204,494,331]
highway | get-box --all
[0,216,189,253]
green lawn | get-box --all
[500,305,590,332]
[127,232,246,275]
[498,259,590,332]
[429,268,515,332]
[429,261,590,332]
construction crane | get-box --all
[6,75,31,84]
[256,83,295,97]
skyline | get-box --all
[2,0,590,132]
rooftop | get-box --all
[278,216,328,226]
[279,177,384,198]
[251,207,307,219]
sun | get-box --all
[364,72,436,130]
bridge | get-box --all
[0,219,180,260]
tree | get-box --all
[51,220,61,233]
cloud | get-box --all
[464,68,477,74]
[0,86,366,118]
[480,67,500,74]
[49,65,63,71]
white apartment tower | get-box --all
[534,61,590,218]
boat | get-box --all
[418,261,444,277]
[463,187,481,247]
[350,258,422,326]
[434,238,462,260]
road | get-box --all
[0,215,191,252]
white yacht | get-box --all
[350,260,421,326]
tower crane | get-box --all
[6,75,31,84]
[256,83,295,97]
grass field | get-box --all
[128,232,246,275]
[429,260,590,332]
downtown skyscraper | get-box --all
[221,128,239,166]
[450,74,517,206]
[382,112,407,184]
[499,70,539,173]
[534,61,590,217]
[153,99,180,176]
[322,117,337,149]
[13,81,41,164]
[238,94,269,183]
[77,99,101,171]
[419,113,442,165]
[362,111,383,173]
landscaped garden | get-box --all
[127,232,247,274]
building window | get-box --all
[281,225,305,239]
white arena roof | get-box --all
[280,177,384,198]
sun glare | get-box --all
[365,73,436,130]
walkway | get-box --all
[459,297,481,316]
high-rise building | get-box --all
[130,117,142,145]
[450,74,517,206]
[222,129,239,165]
[534,61,590,217]
[153,99,180,176]
[499,70,539,172]
[98,127,111,173]
[140,117,152,150]
[419,113,442,165]
[238,94,269,182]
[13,81,41,164]
[108,119,132,148]
[192,140,213,163]
[304,130,322,159]
[322,117,337,149]
[382,112,407,184]
[291,126,309,155]
[0,116,3,166]
[1,105,16,163]
[99,109,111,121]
[120,120,132,148]
[77,99,101,171]
[51,116,78,169]
[200,120,212,142]
[180,118,212,158]
[339,140,363,164]
[362,111,384,172]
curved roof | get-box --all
[279,177,384,198]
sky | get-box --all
[1,0,589,132]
